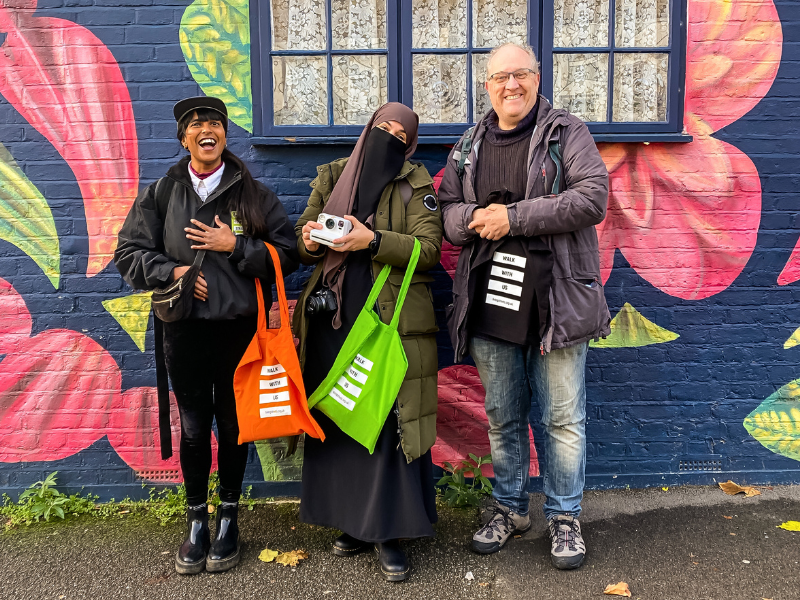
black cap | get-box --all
[172,96,228,124]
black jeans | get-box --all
[164,317,256,506]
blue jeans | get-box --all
[469,337,587,521]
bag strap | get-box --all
[456,126,475,180]
[153,315,172,460]
[389,238,421,331]
[154,176,176,222]
[254,242,289,333]
[548,140,563,195]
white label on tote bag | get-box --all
[329,387,356,411]
[493,251,527,269]
[260,391,290,404]
[488,279,523,297]
[485,293,520,311]
[337,376,362,398]
[261,364,286,376]
[260,405,291,418]
[347,365,368,385]
[490,265,525,283]
[354,354,373,371]
[261,376,288,390]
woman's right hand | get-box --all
[172,266,208,301]
[301,221,324,254]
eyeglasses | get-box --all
[487,68,537,85]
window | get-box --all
[250,0,687,141]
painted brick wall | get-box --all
[0,0,797,499]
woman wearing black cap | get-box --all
[114,97,299,574]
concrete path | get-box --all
[2,485,799,600]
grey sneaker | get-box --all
[471,501,531,554]
[547,515,586,569]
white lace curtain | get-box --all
[552,0,669,122]
[271,0,387,126]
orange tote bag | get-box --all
[234,243,325,444]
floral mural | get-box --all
[0,0,794,494]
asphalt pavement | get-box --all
[1,485,799,600]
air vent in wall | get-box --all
[678,456,723,472]
[136,470,181,482]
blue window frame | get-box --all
[251,0,688,143]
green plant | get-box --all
[0,471,102,528]
[437,453,493,508]
[147,484,187,527]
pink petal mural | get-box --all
[107,387,218,483]
[0,328,121,462]
[597,0,781,298]
[433,365,539,478]
[0,0,139,277]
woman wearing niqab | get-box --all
[293,103,443,582]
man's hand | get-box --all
[468,204,510,240]
[185,216,236,253]
[301,221,324,253]
[171,266,208,301]
[330,216,374,253]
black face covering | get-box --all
[353,126,407,222]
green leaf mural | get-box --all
[102,292,153,352]
[590,302,679,348]
[744,380,800,462]
[180,0,252,132]
[0,142,59,288]
[784,327,800,349]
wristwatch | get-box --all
[369,231,382,254]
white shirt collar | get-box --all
[188,162,225,202]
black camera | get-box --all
[306,287,338,315]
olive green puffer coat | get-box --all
[293,158,443,463]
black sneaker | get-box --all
[547,515,586,569]
[471,501,531,554]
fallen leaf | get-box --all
[689,553,696,558]
[718,480,761,497]
[730,533,736,536]
[723,515,733,519]
[465,571,475,581]
[777,521,800,531]
[742,560,750,564]
[662,487,669,491]
[258,548,279,563]
[604,582,631,597]
[275,550,309,567]
[692,562,699,565]
[208,504,215,514]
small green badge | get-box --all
[230,210,244,235]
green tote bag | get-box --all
[307,239,421,453]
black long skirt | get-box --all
[299,250,437,542]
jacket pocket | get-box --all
[382,272,439,336]
[550,275,610,347]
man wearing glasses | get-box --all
[438,42,610,570]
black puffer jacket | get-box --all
[115,156,299,318]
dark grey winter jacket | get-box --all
[438,96,611,361]
[115,156,299,319]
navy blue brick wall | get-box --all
[0,0,798,498]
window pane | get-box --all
[271,0,327,51]
[273,56,329,125]
[472,53,491,119]
[552,53,608,122]
[615,0,670,47]
[411,0,467,49]
[332,0,387,50]
[553,0,609,48]
[613,53,668,121]
[473,0,527,48]
[332,55,388,124]
[413,54,468,123]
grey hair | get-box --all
[485,42,540,81]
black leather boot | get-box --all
[206,503,240,572]
[374,540,409,582]
[332,533,368,557]
[175,506,210,575]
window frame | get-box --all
[540,0,688,136]
[250,0,689,144]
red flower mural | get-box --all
[0,0,139,277]
[596,0,782,299]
